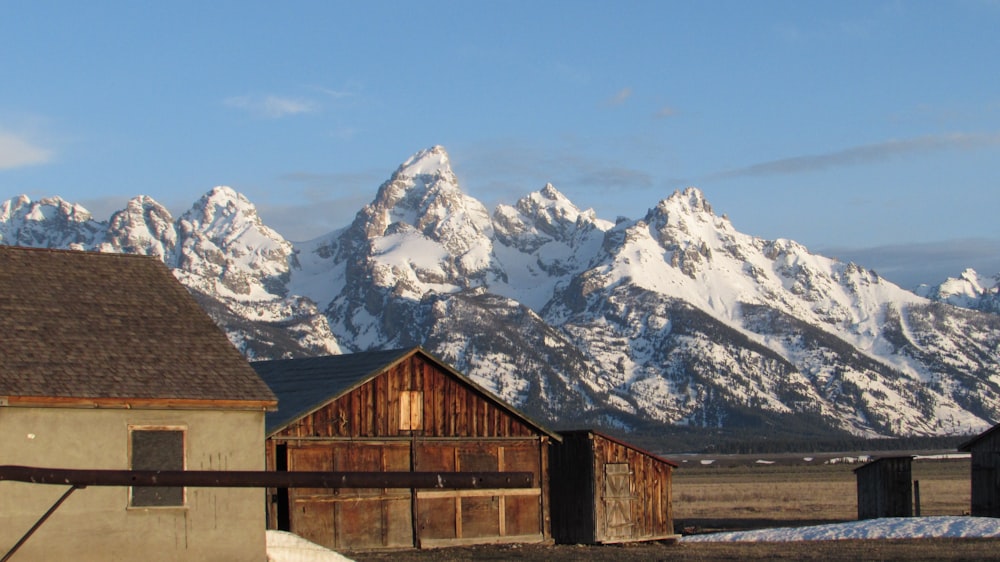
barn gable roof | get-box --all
[0,246,276,408]
[959,423,1000,452]
[252,346,560,440]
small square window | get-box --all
[130,428,185,507]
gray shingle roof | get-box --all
[0,246,276,405]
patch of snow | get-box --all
[824,455,871,465]
[266,530,353,561]
[680,516,1000,543]
[914,453,971,460]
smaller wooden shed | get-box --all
[549,429,678,544]
[959,423,1000,517]
[854,456,913,520]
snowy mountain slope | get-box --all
[2,145,998,438]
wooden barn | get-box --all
[854,456,913,520]
[549,429,678,544]
[959,423,1000,517]
[0,247,278,561]
[252,347,560,551]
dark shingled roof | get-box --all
[252,347,560,439]
[0,246,277,405]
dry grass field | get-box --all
[352,454,998,561]
[672,455,971,532]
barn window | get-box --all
[129,427,185,507]
[400,390,424,430]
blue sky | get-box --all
[2,1,999,288]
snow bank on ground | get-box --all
[680,516,1000,543]
[266,530,353,562]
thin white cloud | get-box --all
[655,105,676,119]
[224,94,318,118]
[607,88,632,106]
[708,132,1000,180]
[0,131,53,169]
[313,86,355,100]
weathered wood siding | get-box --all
[968,429,1000,517]
[855,456,913,520]
[550,431,674,544]
[266,353,551,550]
[271,354,536,440]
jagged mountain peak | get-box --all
[917,268,1000,313]
[359,147,492,258]
[645,187,727,231]
[396,145,452,179]
[0,194,32,216]
[505,183,610,243]
[99,194,177,259]
[6,194,95,222]
[523,183,590,219]
[185,186,261,227]
[367,147,459,222]
[0,194,103,248]
[653,186,714,216]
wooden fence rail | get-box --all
[0,465,533,489]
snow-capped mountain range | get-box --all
[3,146,999,439]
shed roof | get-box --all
[852,455,914,474]
[252,346,560,440]
[959,423,1000,452]
[0,246,276,408]
[559,429,679,467]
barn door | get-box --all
[603,463,634,540]
[287,443,413,550]
[413,441,544,547]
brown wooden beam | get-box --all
[0,465,533,489]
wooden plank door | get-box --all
[413,440,544,547]
[287,446,335,548]
[603,463,634,540]
[287,443,414,550]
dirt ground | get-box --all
[350,538,1000,561]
